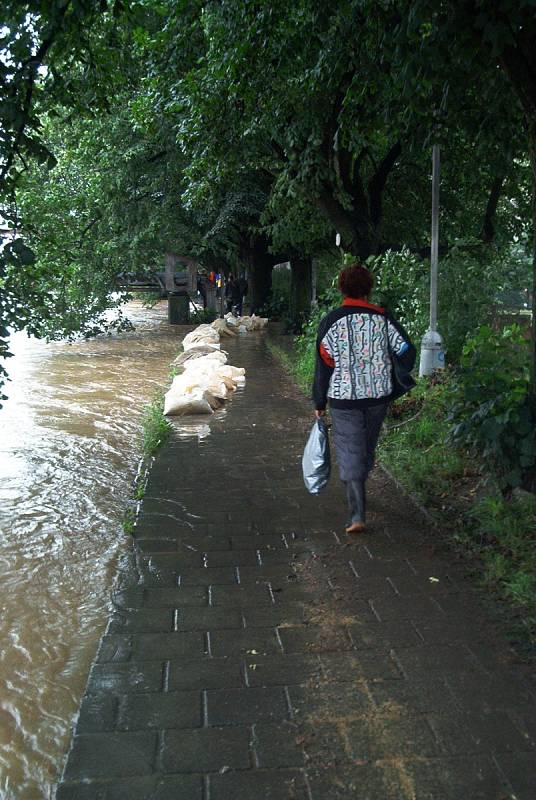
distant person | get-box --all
[313,263,415,534]
[225,274,242,314]
[197,277,207,309]
[236,274,248,316]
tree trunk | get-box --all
[290,257,312,325]
[529,115,536,411]
[244,235,273,314]
[315,190,374,259]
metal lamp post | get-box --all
[419,145,446,376]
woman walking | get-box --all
[313,263,416,534]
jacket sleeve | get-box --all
[386,313,416,372]
[312,316,335,410]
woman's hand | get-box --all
[314,409,326,418]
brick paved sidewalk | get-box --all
[57,333,536,800]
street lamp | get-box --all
[419,145,446,376]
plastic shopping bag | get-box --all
[302,417,331,494]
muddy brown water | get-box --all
[0,302,186,799]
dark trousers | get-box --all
[330,403,388,524]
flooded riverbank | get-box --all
[0,302,183,799]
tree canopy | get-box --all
[1,0,535,402]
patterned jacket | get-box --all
[313,298,416,410]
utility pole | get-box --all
[419,145,445,376]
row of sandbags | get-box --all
[163,315,266,416]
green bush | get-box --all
[190,307,217,324]
[367,248,429,345]
[447,324,535,492]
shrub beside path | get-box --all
[57,333,536,800]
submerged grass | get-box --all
[270,331,536,658]
[122,392,172,536]
[141,391,172,458]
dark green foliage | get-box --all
[189,308,217,324]
[448,325,535,492]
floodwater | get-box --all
[0,302,185,799]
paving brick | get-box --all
[238,564,299,583]
[370,677,456,715]
[209,628,281,658]
[243,603,309,628]
[347,555,415,579]
[230,534,287,550]
[412,618,489,645]
[389,571,462,596]
[320,651,403,682]
[77,695,119,733]
[56,775,204,800]
[142,587,208,607]
[393,644,487,678]
[62,732,157,780]
[159,726,252,772]
[112,588,145,608]
[306,764,399,799]
[204,549,259,567]
[430,710,533,755]
[118,690,202,730]
[138,552,203,570]
[86,662,164,694]
[347,620,422,650]
[288,682,372,721]
[178,566,237,585]
[329,575,399,600]
[131,632,207,660]
[244,651,324,687]
[368,594,444,622]
[97,635,132,663]
[207,686,289,726]
[253,722,308,768]
[208,768,309,799]
[168,658,245,691]
[278,624,353,654]
[107,609,174,634]
[134,539,179,554]
[270,583,329,603]
[345,715,440,760]
[446,671,536,714]
[135,568,179,588]
[210,584,273,607]
[175,607,243,631]
[495,752,536,800]
[405,756,511,800]
[259,548,314,566]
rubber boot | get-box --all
[346,479,366,525]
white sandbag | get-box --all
[164,388,214,416]
[211,318,237,337]
[202,389,225,410]
[240,317,256,331]
[172,368,230,400]
[221,365,246,379]
[249,314,268,330]
[183,337,221,352]
[182,326,220,351]
[224,314,240,328]
[173,347,227,368]
[179,351,228,369]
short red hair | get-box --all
[338,264,374,298]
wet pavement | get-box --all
[56,332,536,799]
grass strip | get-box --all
[122,391,172,535]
